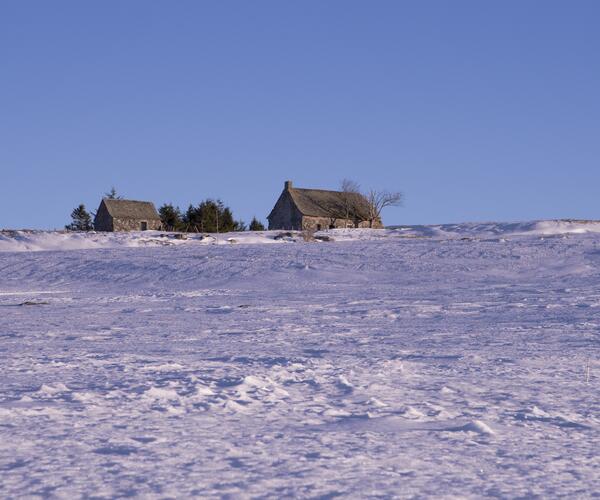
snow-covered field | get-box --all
[1,221,600,497]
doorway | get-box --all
[140,221,148,231]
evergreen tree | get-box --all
[180,199,240,233]
[183,204,197,231]
[65,204,93,231]
[249,217,265,231]
[104,186,122,199]
[233,219,247,232]
[158,203,182,231]
[198,199,219,232]
[218,204,236,232]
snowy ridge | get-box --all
[1,219,600,252]
[385,219,600,239]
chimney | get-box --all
[284,180,293,190]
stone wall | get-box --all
[268,191,303,230]
[363,218,384,229]
[301,216,345,231]
[302,216,383,231]
[93,204,113,231]
[113,218,162,232]
[300,217,382,230]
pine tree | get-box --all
[158,203,182,231]
[218,204,236,232]
[233,220,247,232]
[183,204,197,231]
[66,204,93,231]
[104,187,122,199]
[249,217,265,231]
[179,199,241,233]
[198,199,219,232]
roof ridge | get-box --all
[103,198,155,204]
[292,187,346,194]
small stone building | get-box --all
[267,181,383,231]
[94,199,162,232]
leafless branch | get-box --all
[341,179,360,194]
[365,189,402,227]
[340,179,362,227]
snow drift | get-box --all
[1,219,599,252]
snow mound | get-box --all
[0,229,286,252]
[447,419,496,435]
[381,219,600,240]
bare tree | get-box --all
[341,178,360,194]
[365,189,402,228]
[340,179,361,228]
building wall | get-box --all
[301,216,347,231]
[268,191,303,230]
[300,217,382,231]
[112,218,162,232]
[361,218,384,229]
[93,203,113,231]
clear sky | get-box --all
[1,1,599,229]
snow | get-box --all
[0,229,284,252]
[3,219,600,253]
[1,221,600,497]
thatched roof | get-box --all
[288,187,371,219]
[101,199,161,220]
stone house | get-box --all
[94,199,162,232]
[267,181,383,231]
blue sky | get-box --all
[1,1,599,229]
